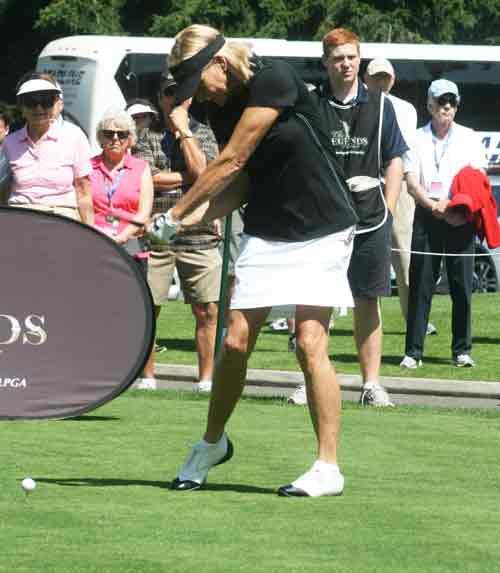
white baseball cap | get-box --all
[126,103,158,117]
[428,78,460,101]
[366,58,395,77]
[16,79,62,96]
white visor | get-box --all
[17,79,62,97]
[127,103,157,116]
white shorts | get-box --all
[231,226,355,310]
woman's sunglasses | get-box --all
[101,130,130,141]
[20,93,59,109]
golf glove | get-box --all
[146,209,179,246]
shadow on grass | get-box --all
[65,416,120,422]
[34,477,275,494]
[34,477,167,488]
[156,338,195,352]
[473,336,500,345]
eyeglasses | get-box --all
[20,93,58,109]
[132,113,151,120]
[101,130,130,141]
[437,93,458,107]
[162,86,176,98]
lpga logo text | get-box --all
[0,314,48,355]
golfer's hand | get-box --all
[146,210,179,245]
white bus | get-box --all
[37,34,500,167]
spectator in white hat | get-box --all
[363,57,428,330]
[126,99,159,132]
[400,78,487,369]
[2,71,94,224]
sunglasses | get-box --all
[437,93,458,107]
[162,86,176,98]
[20,93,58,109]
[101,130,130,141]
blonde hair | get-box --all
[169,24,254,85]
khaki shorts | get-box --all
[13,203,81,221]
[147,247,222,305]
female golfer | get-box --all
[163,25,358,497]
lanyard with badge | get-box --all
[104,169,126,233]
[429,128,451,198]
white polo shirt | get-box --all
[410,121,487,200]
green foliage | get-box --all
[36,0,127,35]
[150,0,257,37]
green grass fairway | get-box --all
[155,293,500,382]
[2,391,500,573]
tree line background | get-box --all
[1,0,499,104]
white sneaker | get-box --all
[171,433,234,491]
[196,380,212,393]
[269,318,288,331]
[400,355,423,369]
[426,323,438,336]
[454,354,475,368]
[136,378,157,390]
[359,382,394,407]
[287,384,307,405]
[278,460,344,497]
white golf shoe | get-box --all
[171,433,233,491]
[278,460,344,497]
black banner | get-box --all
[0,207,155,419]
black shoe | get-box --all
[277,484,309,497]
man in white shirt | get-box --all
[364,58,421,327]
[400,79,487,369]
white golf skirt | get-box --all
[230,226,355,310]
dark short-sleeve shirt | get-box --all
[206,58,358,242]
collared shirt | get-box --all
[4,120,92,207]
[411,122,487,200]
[132,119,220,251]
[90,153,147,234]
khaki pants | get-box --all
[391,182,415,320]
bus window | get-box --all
[115,53,167,106]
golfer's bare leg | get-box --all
[295,305,340,464]
[353,297,382,383]
[204,307,270,443]
[191,301,218,382]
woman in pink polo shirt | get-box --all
[90,108,155,389]
[3,72,94,224]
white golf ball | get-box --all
[21,478,36,492]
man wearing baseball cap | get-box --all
[401,78,487,369]
[364,58,439,335]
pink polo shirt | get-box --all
[90,153,147,234]
[4,120,92,208]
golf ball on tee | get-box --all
[21,478,36,492]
